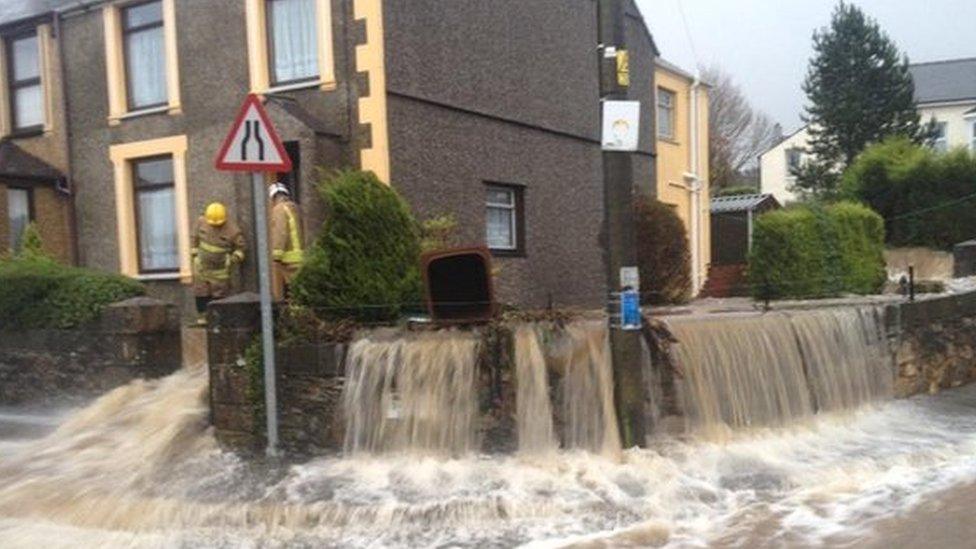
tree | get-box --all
[635,197,691,304]
[701,64,783,190]
[798,2,922,198]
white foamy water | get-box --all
[3,365,976,547]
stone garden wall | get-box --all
[0,297,183,404]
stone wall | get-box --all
[0,297,182,405]
[891,291,976,397]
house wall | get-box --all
[759,126,810,205]
[60,0,357,315]
[0,22,73,261]
[383,0,658,308]
[654,65,710,293]
[917,102,976,151]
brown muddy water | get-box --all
[2,317,976,547]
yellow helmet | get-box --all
[205,202,227,226]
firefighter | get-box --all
[191,202,246,323]
[269,183,304,301]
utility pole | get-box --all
[598,0,648,448]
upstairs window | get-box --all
[267,0,319,85]
[7,33,43,132]
[122,1,167,110]
[6,187,33,251]
[971,122,975,152]
[485,184,524,253]
[932,121,948,153]
[657,88,675,139]
[786,148,802,172]
[132,156,179,273]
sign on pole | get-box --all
[216,94,293,172]
[601,100,641,152]
[216,94,290,456]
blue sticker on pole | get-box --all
[620,289,641,330]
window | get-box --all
[7,187,33,251]
[245,0,335,93]
[657,88,675,139]
[6,33,43,131]
[971,122,976,152]
[932,121,948,153]
[267,0,319,85]
[786,148,802,172]
[485,184,523,253]
[132,156,179,272]
[122,1,166,110]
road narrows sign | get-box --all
[215,94,293,172]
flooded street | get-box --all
[3,367,976,548]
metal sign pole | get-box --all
[252,171,279,455]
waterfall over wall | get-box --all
[667,307,893,434]
[513,320,620,455]
[342,330,480,455]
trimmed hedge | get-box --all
[748,201,885,300]
[842,137,976,249]
[291,170,422,322]
[635,196,692,304]
[0,257,145,329]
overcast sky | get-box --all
[636,0,976,132]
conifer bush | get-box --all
[291,170,422,322]
[635,196,692,304]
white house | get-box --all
[760,57,976,204]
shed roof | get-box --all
[710,193,780,214]
[0,140,64,182]
[909,58,976,105]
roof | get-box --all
[710,193,781,214]
[0,0,75,27]
[0,140,64,182]
[654,57,711,87]
[910,58,976,105]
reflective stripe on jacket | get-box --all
[271,200,304,265]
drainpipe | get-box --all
[688,76,702,294]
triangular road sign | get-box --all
[215,94,293,172]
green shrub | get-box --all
[420,214,460,252]
[842,137,976,249]
[635,196,691,304]
[291,170,422,322]
[748,201,886,300]
[0,257,145,329]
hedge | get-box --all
[748,201,885,300]
[0,257,145,329]
[291,170,422,322]
[635,196,692,304]
[842,137,976,249]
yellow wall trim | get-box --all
[162,0,182,114]
[0,39,10,137]
[109,135,191,283]
[38,24,56,133]
[246,0,337,93]
[354,0,390,184]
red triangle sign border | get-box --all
[215,94,294,173]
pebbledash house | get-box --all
[0,0,659,314]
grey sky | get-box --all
[636,0,976,132]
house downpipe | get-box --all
[687,75,703,294]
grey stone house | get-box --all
[0,0,658,313]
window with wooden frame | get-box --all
[657,87,676,140]
[131,155,179,273]
[121,0,167,111]
[485,183,525,255]
[6,32,43,133]
[6,186,34,251]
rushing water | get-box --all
[3,312,976,547]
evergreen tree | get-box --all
[796,2,923,199]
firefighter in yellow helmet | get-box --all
[191,202,246,323]
[269,183,304,301]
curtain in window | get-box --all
[270,0,318,83]
[13,85,43,128]
[126,25,167,108]
[7,189,30,251]
[137,186,178,271]
[485,208,513,249]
